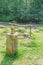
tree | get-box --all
[0,0,43,21]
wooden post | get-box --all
[6,26,18,55]
[30,22,32,38]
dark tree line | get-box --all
[0,0,43,22]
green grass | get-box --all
[0,25,43,65]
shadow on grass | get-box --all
[0,49,25,65]
[0,52,19,65]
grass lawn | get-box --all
[0,24,43,65]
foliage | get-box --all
[0,0,43,21]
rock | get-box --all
[36,59,43,65]
[20,33,29,38]
[18,27,26,33]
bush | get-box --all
[29,40,40,47]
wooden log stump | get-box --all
[6,33,18,55]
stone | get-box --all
[18,27,26,33]
[36,59,43,65]
[6,33,18,55]
[22,33,29,38]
